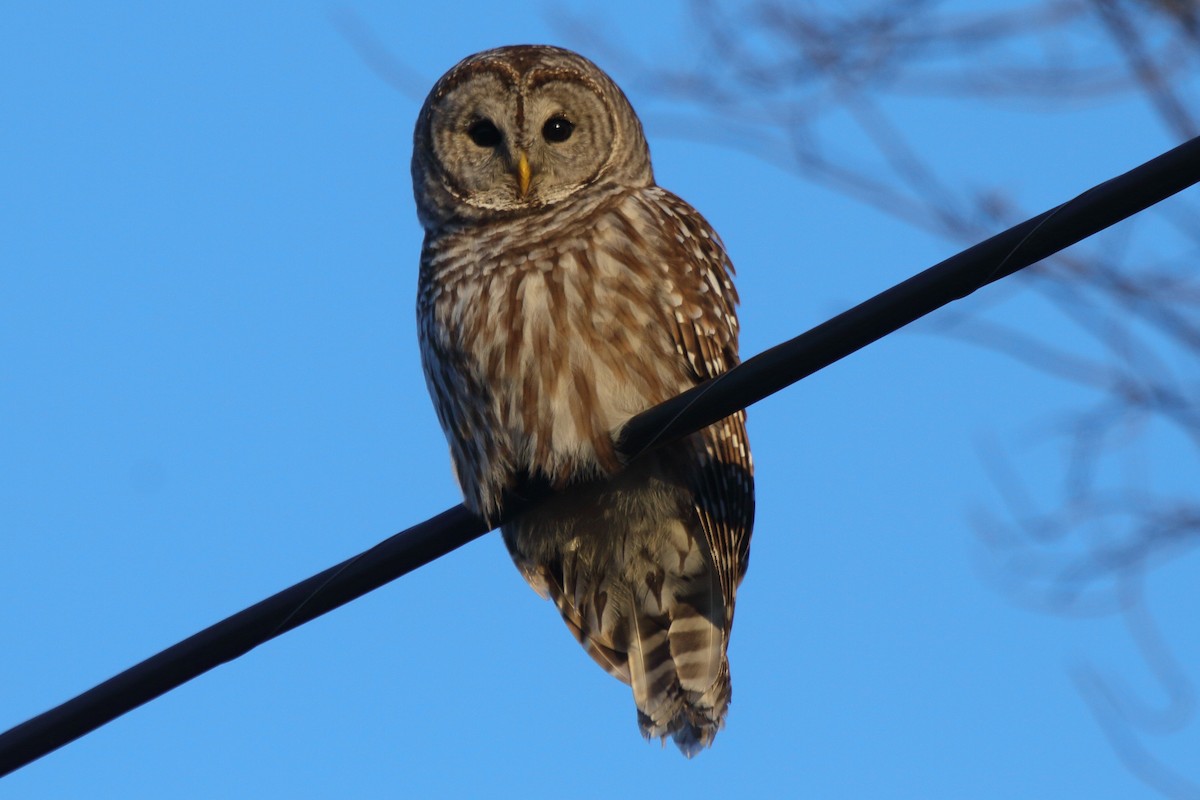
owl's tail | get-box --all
[526,495,735,756]
[625,541,732,757]
[628,599,729,758]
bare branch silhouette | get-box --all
[329,6,429,100]
[335,2,1198,791]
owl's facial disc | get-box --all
[414,46,655,227]
[428,66,620,212]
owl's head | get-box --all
[412,45,653,229]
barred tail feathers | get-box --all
[506,473,736,757]
[628,519,731,757]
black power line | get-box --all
[2,135,1199,778]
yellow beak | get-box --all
[516,151,532,198]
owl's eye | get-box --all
[542,116,575,143]
[467,119,502,147]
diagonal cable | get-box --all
[1,134,1198,778]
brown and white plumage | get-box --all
[412,45,753,755]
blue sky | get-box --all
[2,2,1197,798]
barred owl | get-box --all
[412,45,754,756]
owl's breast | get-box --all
[423,199,694,489]
[508,243,687,480]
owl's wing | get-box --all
[652,189,755,629]
[417,264,515,520]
